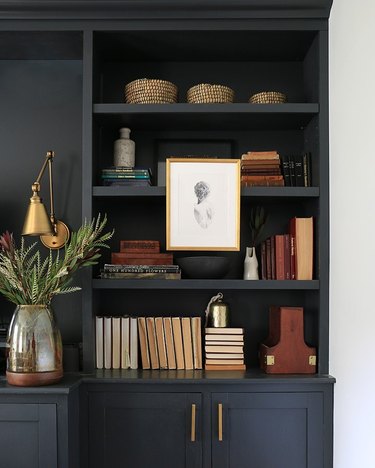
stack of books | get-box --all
[138,316,202,370]
[204,327,246,370]
[95,316,138,370]
[101,166,152,187]
[241,151,284,187]
[106,240,180,279]
[260,216,313,280]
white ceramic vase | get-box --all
[243,246,259,280]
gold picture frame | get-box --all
[166,158,241,251]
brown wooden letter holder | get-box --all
[259,306,316,374]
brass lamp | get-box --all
[22,150,70,249]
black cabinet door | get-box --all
[0,403,57,468]
[89,392,202,468]
[211,392,324,468]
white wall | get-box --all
[330,1,375,466]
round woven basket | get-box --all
[187,83,234,104]
[249,91,287,104]
[125,78,178,104]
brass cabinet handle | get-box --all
[191,404,196,442]
[218,403,223,441]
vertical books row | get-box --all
[139,317,202,370]
[260,217,313,280]
[96,316,138,369]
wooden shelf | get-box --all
[93,103,319,130]
[93,279,319,290]
[93,186,319,198]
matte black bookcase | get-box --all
[82,25,329,374]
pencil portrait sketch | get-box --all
[194,181,214,229]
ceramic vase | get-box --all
[243,246,259,280]
[6,305,63,386]
[113,127,135,167]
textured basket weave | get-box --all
[249,91,287,104]
[125,79,178,104]
[187,83,234,104]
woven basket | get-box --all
[125,79,178,104]
[187,83,234,104]
[249,91,287,104]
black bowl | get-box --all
[176,256,231,279]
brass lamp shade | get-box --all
[22,193,54,236]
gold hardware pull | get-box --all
[218,403,223,441]
[191,404,196,442]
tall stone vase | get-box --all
[243,246,259,280]
[6,305,63,386]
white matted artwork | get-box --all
[166,158,241,250]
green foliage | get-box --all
[249,206,268,247]
[0,214,113,305]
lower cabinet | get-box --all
[85,381,334,468]
[0,403,57,468]
[88,392,202,468]
[211,392,324,468]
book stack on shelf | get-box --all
[104,240,181,279]
[95,316,138,370]
[101,166,152,186]
[260,217,313,280]
[241,151,284,187]
[138,316,202,370]
[204,327,246,370]
[281,152,312,187]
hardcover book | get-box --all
[138,317,150,369]
[95,316,104,369]
[163,317,177,369]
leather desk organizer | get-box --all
[259,306,316,374]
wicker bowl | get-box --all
[125,78,178,104]
[187,83,234,104]
[249,91,287,104]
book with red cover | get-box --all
[275,234,285,280]
[266,238,272,280]
[284,234,291,280]
[241,180,285,187]
[111,252,173,265]
[270,236,276,280]
[261,241,267,280]
[240,175,283,182]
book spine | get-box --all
[294,154,304,187]
[163,317,177,369]
[289,155,296,186]
[172,318,185,370]
[104,317,112,370]
[282,155,291,186]
[155,317,168,369]
[266,238,272,280]
[205,327,244,334]
[138,317,150,369]
[112,317,121,369]
[130,317,138,369]
[270,235,276,280]
[284,234,291,280]
[146,317,160,369]
[261,241,267,280]
[181,317,194,370]
[289,218,296,280]
[103,265,180,273]
[275,235,285,280]
[100,272,181,279]
[191,317,202,370]
[95,317,104,369]
[120,240,160,253]
[121,316,130,369]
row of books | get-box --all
[260,217,313,280]
[205,327,246,370]
[95,316,138,369]
[139,317,202,370]
[240,151,285,187]
[101,166,152,187]
[281,153,312,187]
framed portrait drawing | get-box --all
[166,158,241,251]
